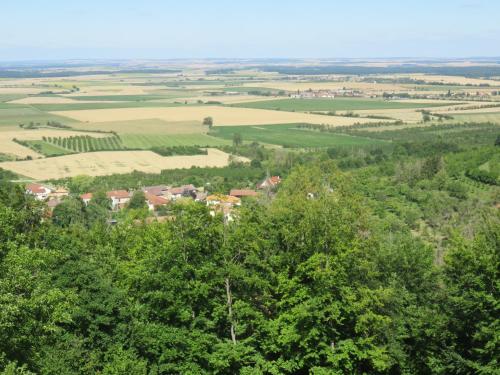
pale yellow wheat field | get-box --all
[51,105,384,127]
[0,149,247,179]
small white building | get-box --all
[106,190,131,210]
[26,183,52,200]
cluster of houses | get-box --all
[25,176,282,221]
[290,89,364,99]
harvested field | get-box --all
[402,74,500,86]
[51,105,385,127]
[0,141,41,159]
[346,102,482,122]
[8,96,110,104]
[0,149,247,179]
[73,119,204,134]
[450,112,500,123]
[0,87,47,95]
[157,95,282,104]
[243,81,406,93]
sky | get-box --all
[0,0,499,60]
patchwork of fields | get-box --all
[1,65,498,181]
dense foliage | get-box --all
[1,122,499,374]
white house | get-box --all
[26,183,52,200]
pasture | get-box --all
[0,149,246,179]
[210,124,387,148]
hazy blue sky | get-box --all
[1,0,499,60]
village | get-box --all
[25,175,282,222]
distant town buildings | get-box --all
[27,177,281,223]
[290,89,363,99]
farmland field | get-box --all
[1,61,499,181]
[51,105,384,127]
[210,124,388,148]
[0,148,246,179]
[30,101,186,111]
[449,111,500,123]
[120,134,231,148]
[233,98,452,112]
[23,140,74,156]
[69,119,205,134]
[0,129,111,158]
[0,104,79,128]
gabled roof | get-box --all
[230,189,259,197]
[168,184,197,196]
[26,183,50,194]
[257,176,281,189]
[107,190,130,199]
[143,185,169,196]
[145,193,169,206]
[169,187,184,195]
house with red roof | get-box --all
[145,193,169,211]
[142,185,169,197]
[80,192,93,205]
[166,184,197,200]
[106,190,131,210]
[256,176,281,190]
[229,189,259,198]
[26,183,52,200]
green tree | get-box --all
[127,191,147,210]
[68,175,95,194]
[203,116,214,128]
[52,197,86,227]
[440,221,499,373]
[233,133,242,147]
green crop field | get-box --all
[23,140,74,156]
[0,105,79,128]
[120,134,231,148]
[210,123,387,148]
[0,94,27,102]
[450,112,500,124]
[233,98,450,112]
